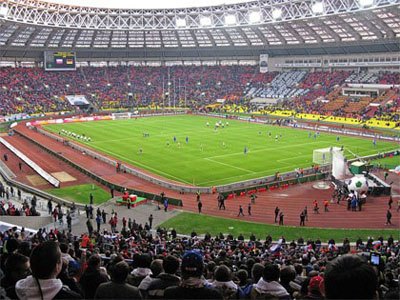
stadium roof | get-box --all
[0,0,399,60]
[43,0,250,9]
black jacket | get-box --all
[147,273,181,299]
[79,268,109,299]
[164,285,222,299]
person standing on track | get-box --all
[218,193,225,210]
[388,196,393,209]
[250,193,257,204]
[386,209,392,225]
[274,206,280,223]
[198,201,202,214]
[237,205,244,217]
[196,190,201,202]
[279,211,284,225]
[300,211,306,226]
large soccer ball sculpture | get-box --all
[347,175,369,193]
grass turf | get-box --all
[371,155,400,169]
[43,115,398,186]
[160,212,399,242]
[46,184,111,204]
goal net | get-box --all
[313,147,338,165]
[111,112,132,120]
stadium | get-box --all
[0,0,399,299]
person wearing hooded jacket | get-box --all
[250,263,290,300]
[164,250,222,299]
[15,241,81,300]
[209,265,243,299]
[147,255,181,299]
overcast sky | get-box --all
[43,0,249,9]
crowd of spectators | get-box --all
[0,66,269,115]
[1,66,398,118]
[0,182,40,216]
[378,72,400,85]
[0,221,398,299]
[0,199,40,217]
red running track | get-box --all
[3,124,398,230]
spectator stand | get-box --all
[0,159,82,216]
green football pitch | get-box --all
[43,115,398,186]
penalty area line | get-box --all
[204,157,255,174]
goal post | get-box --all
[313,147,348,179]
[312,147,337,165]
[111,112,132,120]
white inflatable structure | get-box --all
[346,174,369,193]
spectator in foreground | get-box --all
[2,253,30,299]
[128,253,153,287]
[209,264,242,299]
[147,255,181,299]
[79,254,109,299]
[95,261,142,299]
[250,263,290,299]
[15,241,81,300]
[138,258,164,296]
[324,254,377,299]
[164,250,222,299]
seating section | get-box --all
[0,67,398,126]
[0,66,278,114]
[254,70,308,99]
[379,72,399,85]
[345,72,379,84]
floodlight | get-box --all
[86,83,90,87]
[147,82,152,86]
[200,16,212,27]
[359,0,374,7]
[0,5,9,17]
[248,11,261,23]
[312,2,324,14]
[65,84,70,88]
[176,18,186,28]
[271,8,282,20]
[167,81,172,86]
[127,82,131,86]
[224,14,237,26]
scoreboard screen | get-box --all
[44,51,76,71]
